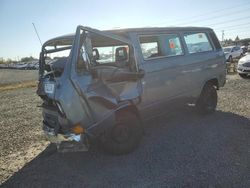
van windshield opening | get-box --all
[41,44,72,77]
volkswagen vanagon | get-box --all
[37,26,226,154]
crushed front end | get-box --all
[37,26,143,153]
[36,34,92,152]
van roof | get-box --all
[106,26,213,34]
[43,26,213,47]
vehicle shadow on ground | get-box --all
[2,109,250,188]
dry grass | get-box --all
[0,69,38,85]
[0,81,37,92]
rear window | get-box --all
[184,33,213,54]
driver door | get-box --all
[70,26,144,109]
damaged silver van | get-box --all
[37,26,226,154]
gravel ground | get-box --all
[0,74,249,188]
[0,69,38,85]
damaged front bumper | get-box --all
[43,123,89,152]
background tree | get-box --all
[20,56,35,62]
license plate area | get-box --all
[44,83,55,94]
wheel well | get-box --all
[206,78,219,90]
[116,104,141,121]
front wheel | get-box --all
[195,83,217,115]
[101,111,143,155]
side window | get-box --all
[139,35,183,59]
[93,45,129,64]
[139,36,162,59]
[184,32,213,54]
[163,34,183,56]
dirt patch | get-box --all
[0,88,49,183]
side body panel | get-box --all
[128,29,226,120]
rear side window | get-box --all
[184,33,213,54]
[139,34,183,59]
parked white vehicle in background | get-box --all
[241,46,248,54]
[238,54,250,78]
[223,46,243,62]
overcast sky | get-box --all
[0,0,250,59]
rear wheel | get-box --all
[195,83,217,115]
[101,111,143,155]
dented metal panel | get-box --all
[38,25,143,139]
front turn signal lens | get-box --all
[71,124,85,134]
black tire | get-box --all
[195,83,217,115]
[239,73,248,79]
[101,111,143,155]
[228,56,233,63]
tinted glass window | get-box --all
[139,35,183,59]
[184,33,213,53]
[163,34,183,56]
[139,36,163,59]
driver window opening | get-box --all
[77,31,132,71]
